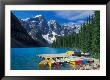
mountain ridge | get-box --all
[11,13,50,47]
[20,14,80,44]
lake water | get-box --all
[11,47,72,70]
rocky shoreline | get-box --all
[38,56,100,70]
[69,58,100,70]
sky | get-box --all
[12,10,94,25]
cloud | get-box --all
[62,22,81,28]
[76,20,85,24]
[63,22,78,26]
[54,10,94,21]
[62,19,87,26]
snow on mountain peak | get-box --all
[34,15,42,18]
[20,15,81,44]
[21,18,29,21]
[63,22,81,29]
[42,31,57,44]
[31,20,36,23]
[63,22,76,27]
[52,31,57,36]
[42,34,56,44]
[48,20,56,24]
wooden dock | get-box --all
[38,53,69,59]
[37,53,94,63]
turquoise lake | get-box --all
[11,47,72,70]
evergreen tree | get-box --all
[51,11,100,59]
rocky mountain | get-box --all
[21,15,49,35]
[11,13,49,48]
[20,14,80,44]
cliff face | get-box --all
[20,14,80,44]
[11,13,49,48]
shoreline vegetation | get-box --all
[38,11,100,70]
[11,11,100,70]
[51,11,100,59]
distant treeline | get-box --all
[51,11,100,58]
